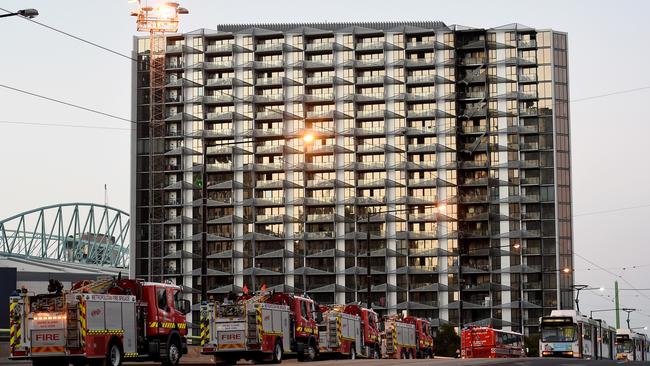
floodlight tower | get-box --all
[131,2,188,285]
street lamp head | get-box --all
[562,267,571,273]
[17,8,39,19]
[599,287,605,292]
[513,243,521,249]
[436,203,446,212]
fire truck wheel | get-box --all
[107,341,123,366]
[271,340,283,364]
[163,338,182,366]
[349,344,356,360]
[305,341,316,362]
[373,347,381,359]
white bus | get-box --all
[616,328,649,361]
[539,310,615,359]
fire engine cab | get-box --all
[8,277,190,366]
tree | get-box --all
[434,323,460,357]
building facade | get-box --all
[131,21,573,334]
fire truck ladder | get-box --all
[71,277,115,294]
[66,302,80,348]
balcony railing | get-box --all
[305,42,334,51]
[356,42,385,51]
[256,77,284,86]
[306,76,334,85]
[459,57,485,65]
[406,75,436,84]
[204,61,234,69]
[356,110,385,119]
[518,74,537,83]
[517,40,537,48]
[255,43,284,52]
[206,44,233,53]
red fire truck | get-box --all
[461,326,525,358]
[342,304,381,359]
[403,316,434,358]
[200,291,321,364]
[9,277,190,366]
[381,315,416,359]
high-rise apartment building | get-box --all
[131,22,573,334]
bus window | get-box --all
[541,324,576,342]
[583,324,591,339]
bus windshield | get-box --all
[616,339,634,353]
[541,325,577,342]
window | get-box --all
[301,300,309,319]
[157,288,167,309]
[173,290,183,310]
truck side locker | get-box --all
[246,308,258,345]
[66,302,80,348]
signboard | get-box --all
[216,323,245,331]
[31,329,65,347]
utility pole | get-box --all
[615,281,620,328]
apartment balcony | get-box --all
[354,127,385,136]
[205,112,235,121]
[458,160,488,169]
[304,93,335,103]
[204,61,234,70]
[203,128,234,138]
[521,212,541,220]
[354,162,386,171]
[520,142,539,151]
[517,40,537,49]
[518,74,537,83]
[404,126,437,136]
[303,60,335,70]
[406,75,436,85]
[460,177,488,186]
[404,92,436,102]
[518,57,537,65]
[356,75,385,86]
[459,194,489,204]
[303,162,336,172]
[165,95,184,104]
[405,58,435,69]
[407,109,437,119]
[355,41,385,52]
[304,231,336,240]
[253,128,285,139]
[356,110,385,120]
[205,78,234,88]
[255,77,284,87]
[203,95,234,105]
[458,57,486,66]
[306,110,335,120]
[165,61,184,70]
[253,197,285,207]
[206,163,234,171]
[255,43,284,53]
[253,60,284,70]
[520,160,540,168]
[165,44,184,54]
[407,178,438,188]
[357,179,386,188]
[254,162,286,172]
[254,94,284,104]
[306,213,336,223]
[305,76,334,86]
[406,41,436,50]
[305,42,334,52]
[521,177,540,185]
[458,91,486,100]
[205,43,234,54]
[461,125,487,134]
[355,59,385,69]
[255,110,284,120]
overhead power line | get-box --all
[0,120,131,131]
[0,83,134,124]
[0,7,136,62]
[573,203,650,218]
[575,252,650,302]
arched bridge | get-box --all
[0,203,130,268]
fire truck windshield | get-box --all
[541,325,576,342]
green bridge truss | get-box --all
[0,203,130,268]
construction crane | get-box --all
[130,1,188,284]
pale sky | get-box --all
[1,0,649,329]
